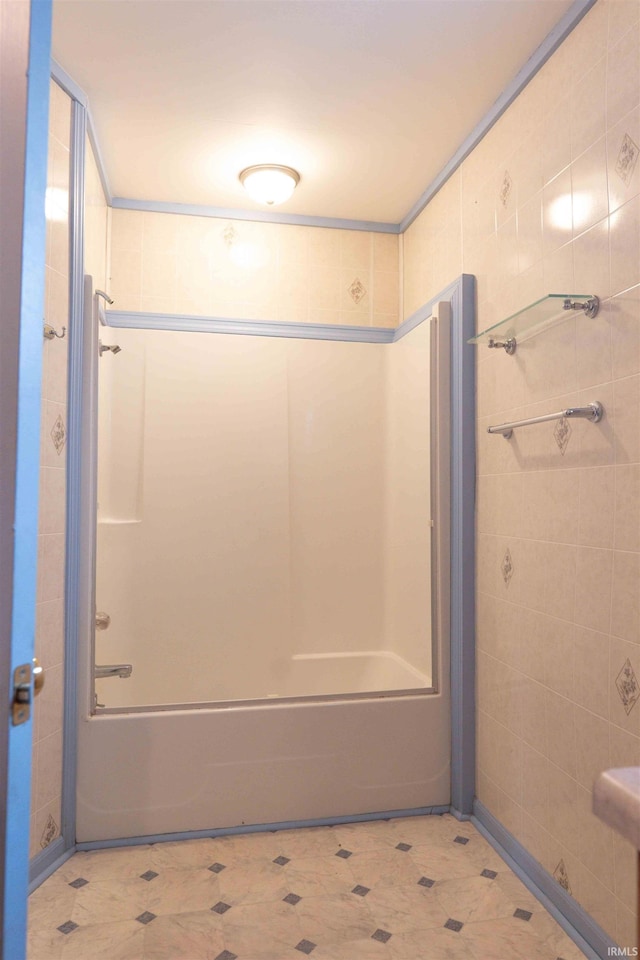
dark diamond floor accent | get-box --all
[336,848,352,859]
[273,855,290,866]
[283,892,302,905]
[481,869,497,879]
[418,876,435,888]
[352,885,370,897]
[68,878,88,889]
[211,901,232,915]
[214,952,238,960]
[444,918,464,932]
[57,921,78,935]
[514,908,532,921]
[453,836,469,845]
[140,870,158,881]
[372,929,392,943]
[395,842,412,851]
[209,862,226,874]
[295,940,317,955]
[135,911,157,925]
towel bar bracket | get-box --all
[488,401,604,440]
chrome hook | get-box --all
[43,322,66,340]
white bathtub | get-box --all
[95,649,431,709]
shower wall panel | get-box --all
[402,0,640,946]
[286,339,387,659]
[384,322,432,676]
[108,210,400,328]
[95,331,418,707]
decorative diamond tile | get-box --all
[50,414,66,455]
[395,842,412,851]
[481,869,497,879]
[295,940,317,955]
[553,859,572,895]
[222,224,238,247]
[554,416,571,455]
[418,876,435,888]
[208,862,226,873]
[283,892,302,906]
[372,929,392,943]
[453,836,469,845]
[336,848,352,859]
[211,901,232,915]
[348,278,366,304]
[40,813,58,849]
[352,885,370,897]
[514,908,532,921]
[57,921,78,935]
[615,133,639,184]
[140,870,158,881]
[135,911,157,925]
[68,877,89,889]
[499,171,513,208]
[444,918,464,932]
[273,855,290,866]
[214,952,238,960]
[501,548,514,586]
[616,658,640,715]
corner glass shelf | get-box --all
[468,293,599,355]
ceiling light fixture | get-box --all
[239,164,300,206]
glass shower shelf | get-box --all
[468,293,600,355]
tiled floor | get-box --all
[28,814,589,960]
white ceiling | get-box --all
[52,0,576,224]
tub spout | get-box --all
[95,663,132,679]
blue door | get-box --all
[2,1,52,956]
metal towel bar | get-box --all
[488,401,603,440]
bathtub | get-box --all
[95,649,431,709]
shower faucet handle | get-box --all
[95,611,111,631]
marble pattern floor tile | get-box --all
[28,814,589,960]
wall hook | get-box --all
[43,322,66,340]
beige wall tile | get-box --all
[611,284,640,380]
[574,704,610,790]
[614,463,640,551]
[610,195,640,296]
[578,466,615,546]
[611,549,640,642]
[574,624,610,719]
[571,57,607,160]
[613,374,640,462]
[607,20,640,129]
[607,106,640,216]
[574,545,613,634]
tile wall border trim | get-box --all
[75,806,453,851]
[104,311,397,343]
[50,0,595,235]
[28,838,72,892]
[104,283,471,346]
[473,800,614,960]
[110,196,400,234]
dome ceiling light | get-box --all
[239,164,300,206]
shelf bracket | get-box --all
[563,296,599,319]
[487,337,516,355]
